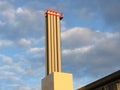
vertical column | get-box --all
[46,11,52,75]
[53,12,58,72]
[45,10,63,75]
[56,13,62,72]
[50,11,55,73]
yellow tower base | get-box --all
[42,72,73,90]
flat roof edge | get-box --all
[77,70,120,90]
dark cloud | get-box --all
[99,0,120,27]
[62,28,120,88]
[77,0,120,31]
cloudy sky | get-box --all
[0,0,120,90]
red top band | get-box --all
[45,10,63,19]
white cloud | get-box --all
[0,65,10,70]
[0,75,21,81]
[19,38,33,47]
[10,86,41,90]
[0,55,13,64]
[0,1,16,24]
[1,71,16,76]
[18,38,41,48]
[0,1,45,40]
[12,64,25,74]
[28,47,44,54]
[0,40,14,48]
[63,45,93,55]
[62,27,104,49]
[16,7,23,14]
[0,55,25,74]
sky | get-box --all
[0,0,120,90]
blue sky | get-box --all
[0,0,120,90]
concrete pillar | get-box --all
[43,10,73,90]
[56,14,62,72]
[42,72,73,90]
[50,11,55,73]
[45,10,63,75]
[53,12,57,72]
[46,12,52,75]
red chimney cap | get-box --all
[45,10,64,19]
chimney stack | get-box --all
[45,10,63,75]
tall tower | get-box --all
[42,10,73,90]
[45,10,63,75]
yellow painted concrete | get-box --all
[46,14,52,75]
[45,10,62,75]
[56,16,62,72]
[42,72,73,90]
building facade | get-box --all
[77,70,120,90]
